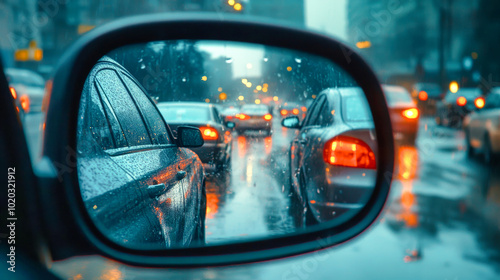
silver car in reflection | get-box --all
[77,57,206,249]
[282,87,377,225]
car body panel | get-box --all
[290,87,377,223]
[77,57,205,249]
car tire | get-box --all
[299,172,318,226]
[194,180,206,245]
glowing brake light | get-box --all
[418,91,428,101]
[20,95,30,113]
[402,108,419,119]
[301,106,307,112]
[264,114,272,121]
[457,96,467,106]
[323,136,376,169]
[9,87,17,99]
[292,108,299,115]
[237,114,250,120]
[200,127,219,141]
[474,97,485,109]
[280,109,288,116]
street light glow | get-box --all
[234,3,242,11]
[228,0,235,5]
[356,41,372,49]
[246,82,252,88]
[286,66,292,71]
[449,81,459,93]
[242,78,248,84]
[255,99,261,104]
[273,96,278,102]
[201,76,207,81]
[256,85,262,91]
[238,95,244,101]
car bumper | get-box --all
[235,120,272,130]
[190,141,227,164]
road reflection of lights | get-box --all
[237,136,247,158]
[99,268,122,280]
[246,156,253,183]
[265,136,272,155]
[206,190,219,220]
[398,180,418,228]
[397,146,418,180]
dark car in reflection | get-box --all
[235,104,273,136]
[77,57,206,249]
[383,85,420,144]
[157,102,232,172]
[436,88,483,127]
[282,87,377,225]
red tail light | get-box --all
[280,109,288,116]
[323,136,376,169]
[20,95,30,113]
[226,116,233,120]
[264,114,272,121]
[301,106,307,112]
[402,108,419,119]
[237,114,250,120]
[292,108,299,115]
[457,96,467,106]
[9,87,17,99]
[200,127,219,141]
[474,97,485,109]
[418,91,428,101]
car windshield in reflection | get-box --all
[159,105,211,122]
[77,40,377,250]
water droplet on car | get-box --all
[295,58,302,63]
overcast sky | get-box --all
[305,0,347,41]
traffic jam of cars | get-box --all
[7,40,500,255]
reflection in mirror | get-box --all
[76,40,377,250]
[281,116,301,129]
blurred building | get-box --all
[346,0,479,86]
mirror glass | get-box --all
[76,40,377,250]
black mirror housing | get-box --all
[39,13,394,268]
[281,116,301,129]
[176,126,204,147]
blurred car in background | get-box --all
[383,85,420,144]
[282,87,377,225]
[411,82,442,115]
[235,104,273,136]
[77,57,206,248]
[220,106,240,123]
[279,102,307,121]
[463,88,500,163]
[436,88,483,128]
[9,86,27,121]
[158,102,232,171]
[5,68,46,113]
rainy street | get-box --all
[22,112,499,279]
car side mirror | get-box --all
[176,126,204,147]
[281,116,301,129]
[225,121,235,129]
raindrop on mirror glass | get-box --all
[140,63,146,69]
[182,77,187,82]
[225,57,233,63]
[295,58,302,63]
[263,57,268,62]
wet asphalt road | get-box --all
[21,113,500,279]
